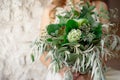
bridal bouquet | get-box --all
[32,2,120,80]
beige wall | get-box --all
[0,0,48,80]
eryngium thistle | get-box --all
[67,29,81,42]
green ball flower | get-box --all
[67,29,81,42]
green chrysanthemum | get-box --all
[67,29,81,42]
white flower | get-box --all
[56,7,67,16]
[54,7,67,23]
[67,29,81,42]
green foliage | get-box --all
[92,23,102,39]
[47,24,65,36]
[99,3,110,20]
[47,38,53,42]
[57,15,68,24]
[66,19,78,34]
[66,53,78,65]
[31,54,35,62]
[77,2,96,24]
[73,10,80,18]
[75,18,89,27]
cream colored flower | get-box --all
[67,29,81,42]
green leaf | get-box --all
[92,39,101,45]
[79,44,85,51]
[99,3,110,20]
[79,2,95,22]
[31,54,35,62]
[63,35,69,44]
[85,13,94,23]
[58,26,66,36]
[66,19,78,34]
[57,15,68,24]
[74,18,88,27]
[47,24,64,36]
[79,6,88,18]
[67,53,78,65]
[73,10,80,17]
[61,42,79,47]
[87,33,96,42]
[47,38,53,42]
[89,6,95,11]
[92,23,102,39]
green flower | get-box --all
[67,29,81,42]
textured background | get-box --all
[0,0,48,80]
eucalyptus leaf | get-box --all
[31,54,35,62]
